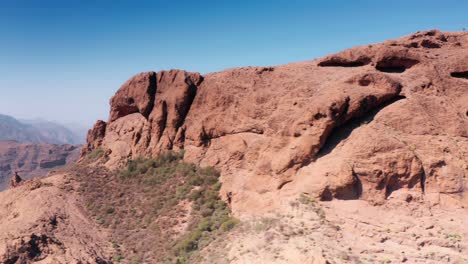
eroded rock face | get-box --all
[109,72,157,122]
[81,120,107,156]
[9,172,22,188]
[84,30,468,215]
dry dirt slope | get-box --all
[201,196,468,264]
[0,172,467,264]
[0,152,239,264]
[0,174,112,263]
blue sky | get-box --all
[0,0,466,126]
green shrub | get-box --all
[298,193,316,205]
[188,189,203,201]
[106,207,115,214]
[85,148,105,162]
[220,218,240,232]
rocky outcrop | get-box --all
[9,172,22,188]
[83,30,468,215]
[91,70,203,167]
[81,120,107,155]
[0,141,80,191]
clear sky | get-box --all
[0,0,467,127]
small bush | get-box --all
[106,207,115,214]
[445,232,462,242]
[298,193,316,205]
[220,218,240,232]
[85,148,105,162]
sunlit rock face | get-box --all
[84,30,468,215]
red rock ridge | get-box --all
[83,30,468,215]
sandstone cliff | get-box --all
[84,30,467,215]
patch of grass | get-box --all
[114,255,122,263]
[297,193,326,221]
[83,147,106,162]
[298,193,316,205]
[445,232,462,242]
[39,181,54,187]
[253,218,277,233]
[220,218,240,232]
[106,206,115,214]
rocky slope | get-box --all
[201,198,468,264]
[0,140,80,191]
[84,29,468,215]
[0,174,112,263]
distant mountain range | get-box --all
[0,114,86,144]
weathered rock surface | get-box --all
[82,120,107,155]
[201,198,468,264]
[84,30,468,215]
[9,171,23,188]
[0,140,80,191]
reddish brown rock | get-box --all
[85,70,203,167]
[9,171,22,188]
[108,71,157,122]
[81,120,107,155]
[148,70,203,155]
[84,30,468,215]
[0,175,113,263]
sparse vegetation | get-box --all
[297,193,326,221]
[298,193,316,205]
[445,232,462,242]
[38,180,53,188]
[73,151,239,263]
[83,147,106,162]
[253,217,278,233]
[380,258,392,263]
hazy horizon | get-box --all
[1,0,467,127]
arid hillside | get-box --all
[0,30,467,264]
[0,174,112,263]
